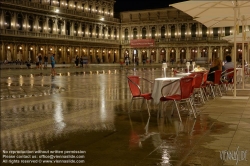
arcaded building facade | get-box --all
[119,9,249,64]
[0,0,120,64]
[0,0,248,64]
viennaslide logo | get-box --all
[219,146,247,165]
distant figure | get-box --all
[38,54,42,69]
[125,57,129,66]
[44,55,48,69]
[171,58,174,65]
[36,54,39,69]
[97,56,101,64]
[224,55,234,70]
[80,56,84,67]
[51,54,56,76]
[75,55,79,67]
[26,60,31,69]
[142,58,146,65]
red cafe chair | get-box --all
[211,70,222,97]
[191,72,206,104]
[127,76,153,116]
[221,68,235,93]
[160,76,196,122]
[201,71,209,101]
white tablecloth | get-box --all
[152,77,181,104]
[175,73,191,77]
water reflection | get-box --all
[50,75,66,133]
[54,101,66,134]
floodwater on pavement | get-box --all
[0,69,235,165]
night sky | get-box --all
[114,0,186,12]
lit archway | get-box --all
[160,49,166,63]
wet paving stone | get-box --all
[1,67,250,166]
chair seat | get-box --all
[138,93,152,100]
[205,81,213,84]
[160,94,181,101]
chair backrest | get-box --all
[192,72,204,88]
[127,76,141,97]
[226,68,234,79]
[180,76,194,99]
[226,68,234,82]
[214,70,222,84]
[203,71,208,83]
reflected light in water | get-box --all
[52,77,66,133]
[30,79,34,87]
[19,77,23,86]
[99,75,107,122]
[161,149,170,164]
[7,79,12,86]
[54,101,66,134]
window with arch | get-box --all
[202,25,207,37]
[102,8,105,15]
[17,14,23,30]
[151,27,156,39]
[5,12,11,29]
[82,3,85,11]
[102,27,105,39]
[66,0,69,8]
[96,26,99,38]
[125,28,128,40]
[239,26,242,33]
[89,5,92,13]
[48,19,53,33]
[82,24,85,37]
[74,2,77,10]
[213,28,219,37]
[114,28,117,40]
[225,27,230,36]
[133,28,137,39]
[74,23,78,36]
[28,16,34,31]
[66,21,71,35]
[38,17,44,32]
[142,27,146,39]
[191,24,196,37]
[201,48,208,57]
[171,25,175,38]
[89,25,92,37]
[108,27,111,39]
[57,20,62,34]
[181,25,185,39]
[161,26,165,38]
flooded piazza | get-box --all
[1,65,250,166]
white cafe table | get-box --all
[152,77,181,104]
[175,73,191,77]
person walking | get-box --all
[44,55,48,69]
[80,56,83,68]
[75,55,79,67]
[51,54,56,76]
[36,54,39,69]
[38,54,43,69]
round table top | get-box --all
[155,77,181,81]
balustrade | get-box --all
[1,29,119,44]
